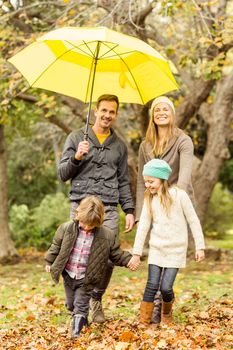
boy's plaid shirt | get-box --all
[65,226,95,280]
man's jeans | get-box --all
[70,201,119,300]
[143,264,178,303]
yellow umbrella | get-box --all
[8,26,178,138]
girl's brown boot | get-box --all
[162,299,174,325]
[139,301,154,324]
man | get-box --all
[58,94,135,323]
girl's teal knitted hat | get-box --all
[143,159,172,180]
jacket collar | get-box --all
[80,126,117,148]
[74,220,105,238]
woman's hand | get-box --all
[195,249,205,262]
[127,255,141,271]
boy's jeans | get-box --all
[62,271,91,317]
[143,264,179,303]
[70,201,119,301]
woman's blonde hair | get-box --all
[75,196,104,227]
[144,180,173,217]
[145,101,176,157]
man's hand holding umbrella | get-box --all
[75,140,90,160]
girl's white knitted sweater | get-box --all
[133,187,205,268]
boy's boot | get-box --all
[90,261,113,323]
[71,314,88,338]
[90,298,106,323]
[139,301,154,324]
[162,299,174,325]
[151,294,162,326]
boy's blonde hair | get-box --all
[75,196,104,227]
[144,180,173,217]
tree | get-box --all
[0,125,18,261]
[95,0,233,221]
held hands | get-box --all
[125,214,135,232]
[45,265,51,272]
[75,141,90,160]
[127,255,141,271]
[195,249,205,262]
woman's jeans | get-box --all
[143,264,178,303]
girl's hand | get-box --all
[45,265,51,272]
[195,250,205,262]
[127,255,141,271]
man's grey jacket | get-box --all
[45,221,132,290]
[58,127,134,213]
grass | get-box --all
[206,233,233,249]
[0,251,232,350]
[0,243,232,330]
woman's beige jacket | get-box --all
[136,128,194,220]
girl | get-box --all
[128,159,205,325]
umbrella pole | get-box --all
[84,42,100,141]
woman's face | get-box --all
[144,176,162,194]
[153,102,173,127]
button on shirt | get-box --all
[65,226,95,280]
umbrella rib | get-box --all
[29,41,99,87]
[65,40,121,59]
[113,52,145,104]
[65,40,137,60]
[29,46,84,87]
[97,43,120,59]
[65,40,95,58]
[100,42,137,59]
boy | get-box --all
[45,196,138,338]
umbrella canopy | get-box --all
[8,26,178,105]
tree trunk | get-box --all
[0,125,19,263]
[192,72,233,222]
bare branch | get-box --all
[16,92,73,134]
[190,0,213,38]
[176,79,215,129]
[47,115,72,135]
[131,1,155,28]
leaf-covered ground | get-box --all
[0,249,232,350]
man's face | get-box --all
[94,100,118,131]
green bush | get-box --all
[10,195,136,250]
[204,183,233,238]
[9,192,70,250]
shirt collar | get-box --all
[78,225,95,235]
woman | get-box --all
[136,96,194,220]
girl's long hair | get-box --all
[145,105,176,157]
[144,180,173,218]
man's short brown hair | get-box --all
[96,94,119,111]
[75,196,104,227]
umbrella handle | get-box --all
[83,132,88,141]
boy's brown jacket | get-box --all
[45,221,132,290]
